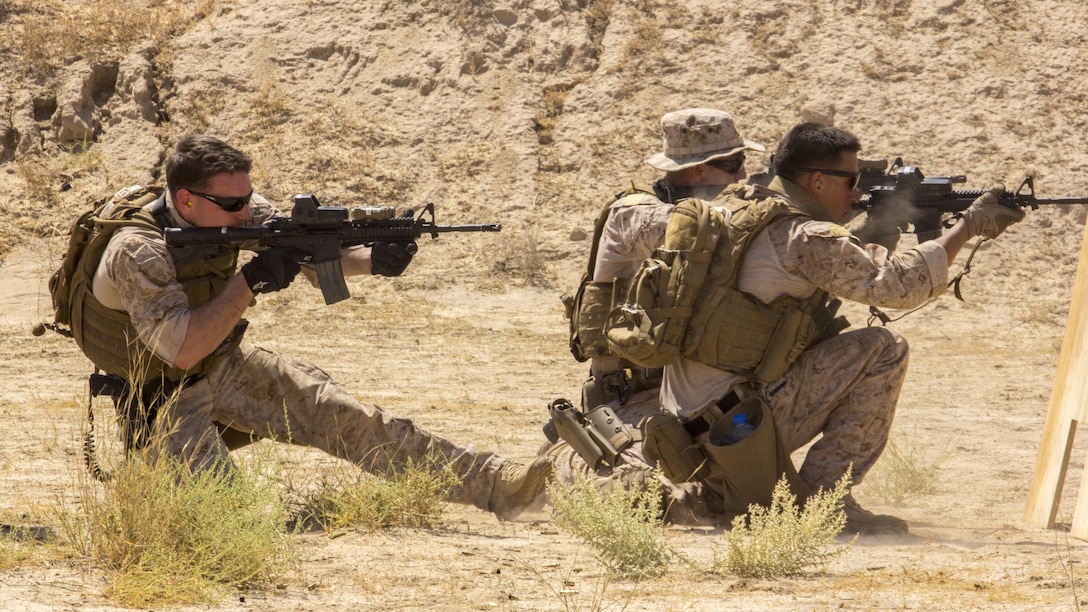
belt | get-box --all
[683,390,741,437]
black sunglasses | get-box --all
[706,154,746,174]
[795,167,860,190]
[187,189,254,212]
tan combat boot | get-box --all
[842,494,909,535]
[488,457,553,521]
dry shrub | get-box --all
[717,472,854,578]
[491,228,553,288]
[867,435,949,505]
[59,453,292,607]
[290,454,461,531]
[548,471,669,580]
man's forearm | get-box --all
[933,219,971,262]
[173,273,253,370]
[337,244,372,276]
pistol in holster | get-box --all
[543,398,634,469]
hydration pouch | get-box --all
[639,412,710,482]
[703,395,808,515]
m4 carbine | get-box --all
[165,194,501,304]
[856,165,1088,242]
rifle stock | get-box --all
[165,194,501,304]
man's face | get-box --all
[810,151,860,222]
[174,171,254,228]
[703,153,748,184]
[680,153,747,189]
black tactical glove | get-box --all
[370,241,416,277]
[240,247,305,294]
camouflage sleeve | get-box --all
[99,226,191,365]
[770,218,950,309]
[593,197,674,281]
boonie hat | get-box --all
[646,108,765,171]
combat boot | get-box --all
[488,457,553,521]
[842,494,909,535]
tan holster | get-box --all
[544,399,634,469]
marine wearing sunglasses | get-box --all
[186,188,254,212]
[795,166,861,190]
[174,170,256,230]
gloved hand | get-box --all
[958,184,1026,240]
[370,241,416,277]
[240,247,305,294]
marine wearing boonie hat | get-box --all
[646,108,765,171]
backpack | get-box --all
[565,183,664,362]
[605,186,843,379]
[604,196,726,368]
[41,185,163,338]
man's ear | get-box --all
[799,171,822,197]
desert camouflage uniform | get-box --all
[662,175,950,494]
[541,184,729,525]
[93,196,504,510]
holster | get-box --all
[543,398,633,469]
[580,366,663,410]
[89,372,185,451]
[89,371,253,453]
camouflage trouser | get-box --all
[758,326,908,492]
[542,326,906,523]
[538,388,727,526]
[150,343,503,510]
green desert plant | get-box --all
[59,453,292,607]
[549,472,669,580]
[291,454,461,531]
[716,472,854,578]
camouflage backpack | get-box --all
[564,182,662,362]
[603,196,726,368]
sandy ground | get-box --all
[4,0,1088,609]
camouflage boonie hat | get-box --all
[646,108,765,171]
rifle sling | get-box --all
[867,237,986,326]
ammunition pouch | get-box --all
[751,306,817,384]
[639,411,710,483]
[543,399,634,469]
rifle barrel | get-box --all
[432,223,502,233]
[1027,197,1088,206]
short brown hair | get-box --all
[773,123,860,183]
[164,135,252,197]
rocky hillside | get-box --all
[3,0,1086,305]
